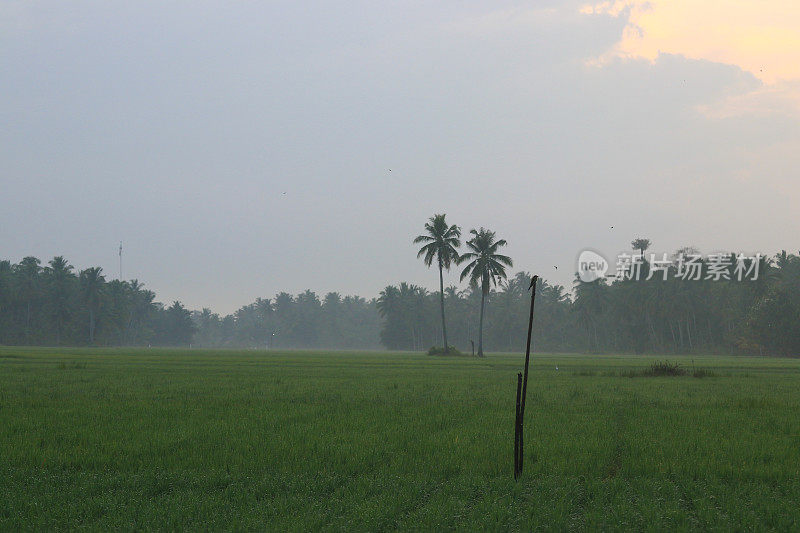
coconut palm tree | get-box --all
[125,280,156,344]
[573,275,608,351]
[79,267,105,344]
[631,238,652,258]
[0,260,12,344]
[45,256,74,344]
[14,256,41,342]
[414,214,461,353]
[458,228,512,356]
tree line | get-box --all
[375,273,572,353]
[403,215,800,356]
[192,292,380,349]
[570,249,800,356]
[0,257,194,346]
[0,257,379,349]
[3,230,800,355]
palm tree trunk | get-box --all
[686,316,693,351]
[25,301,31,342]
[585,315,591,351]
[478,282,486,357]
[646,311,658,351]
[125,312,136,345]
[89,309,95,344]
[669,321,676,351]
[438,261,449,353]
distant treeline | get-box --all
[377,252,800,356]
[375,275,571,353]
[2,252,800,355]
[0,257,194,347]
[194,293,380,349]
[0,256,379,349]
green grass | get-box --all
[1,347,799,530]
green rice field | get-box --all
[1,347,799,530]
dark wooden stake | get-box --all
[514,275,538,479]
[514,378,521,478]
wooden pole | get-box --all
[514,374,521,478]
[520,275,538,419]
[515,275,538,478]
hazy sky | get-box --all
[3,1,799,313]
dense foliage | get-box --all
[0,257,194,346]
[0,257,379,349]
[378,252,800,356]
[2,251,800,355]
[193,292,380,349]
[376,274,572,353]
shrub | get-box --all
[641,361,687,377]
[617,361,716,378]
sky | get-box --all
[2,0,799,313]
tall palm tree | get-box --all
[458,228,512,357]
[79,267,105,344]
[631,238,652,258]
[414,214,461,353]
[14,256,42,342]
[496,275,526,351]
[125,280,156,344]
[45,256,74,345]
[0,260,11,344]
[573,275,608,351]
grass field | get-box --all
[1,347,799,530]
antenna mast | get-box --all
[119,241,123,280]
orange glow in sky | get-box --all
[582,0,800,85]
